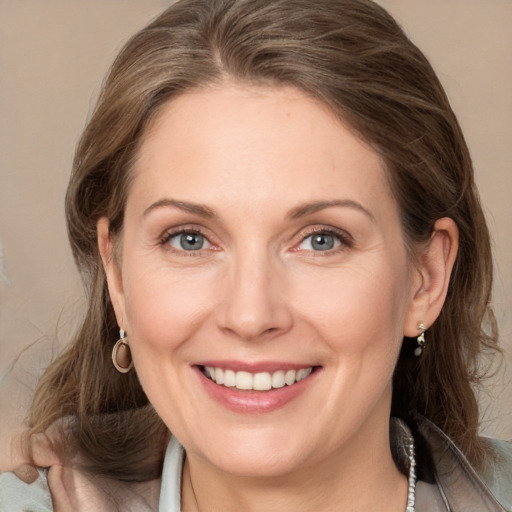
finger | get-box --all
[13,463,40,484]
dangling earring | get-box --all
[112,328,133,373]
[414,322,426,357]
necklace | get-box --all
[186,445,418,512]
[159,428,418,511]
[404,426,417,512]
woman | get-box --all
[1,0,510,510]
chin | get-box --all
[208,447,308,479]
[187,427,314,478]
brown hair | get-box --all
[29,0,499,479]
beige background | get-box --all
[1,0,511,461]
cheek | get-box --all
[119,263,216,420]
[121,261,217,353]
[292,257,411,372]
[303,264,408,328]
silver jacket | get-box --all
[0,415,511,511]
[400,415,512,511]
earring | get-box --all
[414,322,426,357]
[112,328,134,373]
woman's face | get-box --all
[105,84,422,477]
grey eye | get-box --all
[169,232,210,251]
[300,233,341,251]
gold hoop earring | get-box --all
[414,322,426,357]
[112,329,133,373]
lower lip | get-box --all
[194,366,319,414]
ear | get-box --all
[97,217,127,330]
[403,217,459,337]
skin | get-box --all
[99,83,458,512]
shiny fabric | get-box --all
[414,415,512,511]
[1,415,510,511]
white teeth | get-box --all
[253,372,272,391]
[203,366,314,391]
[296,367,312,381]
[285,369,296,386]
[215,367,224,385]
[235,371,253,390]
[224,369,236,387]
[271,370,285,389]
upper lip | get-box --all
[194,360,318,373]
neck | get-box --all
[181,421,408,512]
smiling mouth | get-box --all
[201,366,318,391]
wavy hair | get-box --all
[29,0,498,479]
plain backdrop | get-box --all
[1,0,511,461]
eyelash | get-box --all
[160,228,213,257]
[294,227,353,254]
[159,226,353,256]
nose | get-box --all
[216,250,293,341]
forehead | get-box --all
[129,83,395,219]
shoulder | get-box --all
[0,469,53,511]
[1,463,161,512]
[480,437,512,510]
[414,414,512,512]
[1,418,162,512]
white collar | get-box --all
[158,425,417,512]
[159,436,184,512]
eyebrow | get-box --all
[287,200,375,222]
[143,199,216,218]
[142,198,374,222]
